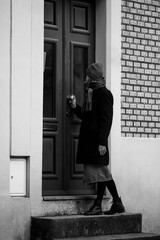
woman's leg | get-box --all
[105,179,119,200]
[84,182,106,215]
[104,179,125,214]
[96,182,106,202]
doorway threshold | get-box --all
[43,195,109,201]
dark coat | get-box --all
[73,86,113,166]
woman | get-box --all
[68,63,125,215]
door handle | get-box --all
[66,95,75,119]
[66,111,71,117]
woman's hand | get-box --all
[98,145,107,155]
[67,95,76,108]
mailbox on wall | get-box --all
[10,158,27,196]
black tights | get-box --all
[96,180,119,202]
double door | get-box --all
[43,0,95,195]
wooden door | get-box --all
[43,0,95,196]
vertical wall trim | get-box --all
[95,0,107,79]
[106,0,111,90]
[11,0,32,156]
[30,0,44,201]
[0,0,11,194]
[110,0,121,137]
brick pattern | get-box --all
[121,0,160,137]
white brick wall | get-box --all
[121,0,160,137]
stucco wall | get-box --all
[0,0,43,239]
[0,197,31,240]
[110,0,160,234]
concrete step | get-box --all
[54,233,160,239]
[31,213,142,239]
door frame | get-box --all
[29,0,118,210]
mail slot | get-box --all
[10,158,26,196]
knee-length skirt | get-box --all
[83,164,113,185]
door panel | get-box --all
[43,41,56,118]
[44,1,56,25]
[43,0,63,195]
[43,0,95,196]
[72,44,89,104]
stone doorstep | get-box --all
[31,213,142,239]
[53,233,160,240]
[41,197,111,216]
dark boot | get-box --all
[84,200,102,216]
[104,197,125,215]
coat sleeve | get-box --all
[98,91,113,146]
[72,104,83,119]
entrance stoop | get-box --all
[31,213,160,239]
